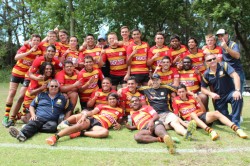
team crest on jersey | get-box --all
[56,99,62,105]
[189,74,193,77]
[168,75,172,79]
[145,48,147,52]
[96,52,100,55]
[95,74,98,78]
[115,111,119,115]
[119,52,123,56]
[219,70,224,76]
[199,57,202,61]
[161,92,164,96]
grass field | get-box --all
[0,83,249,166]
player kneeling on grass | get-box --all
[173,84,248,141]
[125,96,175,154]
[46,93,123,145]
[8,79,72,142]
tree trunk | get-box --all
[68,0,75,36]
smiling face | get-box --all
[127,79,137,93]
[46,46,56,59]
[30,37,41,47]
[59,32,68,43]
[108,34,118,47]
[188,39,197,49]
[152,78,161,89]
[170,38,181,50]
[130,97,141,110]
[205,35,216,48]
[161,58,171,70]
[86,35,95,47]
[132,30,141,43]
[205,54,217,68]
[64,62,74,76]
[121,27,130,39]
[49,80,60,95]
[44,64,53,77]
[107,95,118,107]
[182,58,192,71]
[48,32,57,44]
[84,57,94,71]
[102,79,112,92]
[69,37,78,48]
[155,34,164,47]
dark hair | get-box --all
[131,29,141,34]
[188,37,198,46]
[31,34,41,40]
[183,56,192,63]
[84,55,94,62]
[59,29,69,36]
[86,33,95,38]
[39,62,55,77]
[106,92,119,101]
[127,76,138,83]
[170,34,180,41]
[162,56,171,62]
[102,77,112,83]
[46,45,56,51]
[70,36,78,42]
[177,84,187,91]
[155,32,164,38]
[64,60,73,66]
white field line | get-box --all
[0,143,250,154]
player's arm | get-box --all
[30,83,47,96]
[126,46,137,65]
[15,46,37,60]
[87,91,99,108]
[230,71,241,100]
[60,79,82,93]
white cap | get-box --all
[216,29,227,35]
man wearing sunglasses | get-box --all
[201,54,242,127]
[8,79,72,142]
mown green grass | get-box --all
[0,83,249,166]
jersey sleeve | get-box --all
[172,98,179,115]
[55,72,65,85]
[17,45,28,54]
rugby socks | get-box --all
[4,104,12,117]
[55,134,60,140]
[205,127,213,133]
[230,124,239,132]
[10,115,16,121]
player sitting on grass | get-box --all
[173,84,248,141]
[125,96,175,154]
[46,92,123,145]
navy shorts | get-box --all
[110,74,126,86]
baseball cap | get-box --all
[98,35,106,42]
[151,73,161,79]
[216,29,227,36]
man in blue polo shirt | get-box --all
[8,79,72,142]
[201,54,242,127]
[216,29,245,93]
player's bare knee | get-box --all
[100,129,109,138]
[134,133,142,143]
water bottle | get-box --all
[127,115,132,126]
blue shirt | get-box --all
[30,92,72,121]
[222,41,243,72]
[201,62,235,97]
